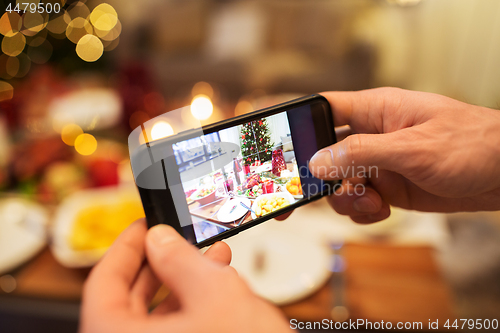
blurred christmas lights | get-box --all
[0,1,121,102]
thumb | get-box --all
[145,225,213,302]
[309,132,406,180]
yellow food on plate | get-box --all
[69,199,145,251]
[254,194,290,217]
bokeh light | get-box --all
[66,17,93,44]
[74,133,97,155]
[1,32,26,57]
[0,54,12,79]
[235,100,254,116]
[67,2,90,22]
[0,13,22,37]
[27,28,47,46]
[190,95,213,120]
[192,81,214,99]
[90,3,118,32]
[102,37,119,51]
[129,111,150,130]
[76,34,103,62]
[0,81,14,102]
[22,12,48,36]
[5,56,19,77]
[94,18,121,42]
[46,11,70,35]
[151,121,174,141]
[61,124,83,146]
[12,53,31,78]
[16,0,40,5]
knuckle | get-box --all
[345,134,363,162]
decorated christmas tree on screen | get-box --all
[240,119,274,166]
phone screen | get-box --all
[171,104,332,244]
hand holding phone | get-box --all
[129,95,338,248]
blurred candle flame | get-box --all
[151,121,174,141]
[190,94,213,120]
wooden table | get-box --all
[0,242,456,330]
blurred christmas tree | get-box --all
[240,119,273,166]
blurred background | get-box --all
[1,0,500,332]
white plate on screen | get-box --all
[0,198,48,275]
[217,198,251,223]
[227,225,332,305]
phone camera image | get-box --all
[130,95,337,247]
[174,112,303,243]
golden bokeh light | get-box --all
[0,13,22,37]
[74,133,97,155]
[151,121,174,141]
[67,2,90,22]
[0,81,14,102]
[27,28,47,46]
[94,18,121,41]
[90,3,118,32]
[191,95,213,120]
[22,12,48,36]
[12,53,31,78]
[103,37,119,51]
[66,17,93,44]
[192,82,214,99]
[28,40,53,64]
[16,0,40,5]
[5,56,19,77]
[1,32,26,57]
[76,34,103,62]
[46,11,70,35]
[0,56,9,79]
[61,124,83,146]
[235,100,254,116]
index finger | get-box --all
[320,88,407,134]
[83,219,148,310]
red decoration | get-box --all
[242,134,245,139]
[260,138,262,142]
[259,120,263,126]
[271,149,286,177]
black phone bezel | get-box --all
[133,94,337,248]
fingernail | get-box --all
[311,149,333,167]
[353,196,379,214]
[149,224,178,246]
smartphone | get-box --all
[130,94,338,248]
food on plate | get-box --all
[69,199,145,251]
[244,174,262,189]
[237,183,263,198]
[254,194,290,217]
[192,186,215,199]
[185,188,197,198]
[286,177,302,196]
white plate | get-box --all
[0,198,47,275]
[216,198,251,223]
[250,192,295,219]
[51,186,141,268]
[227,225,332,305]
